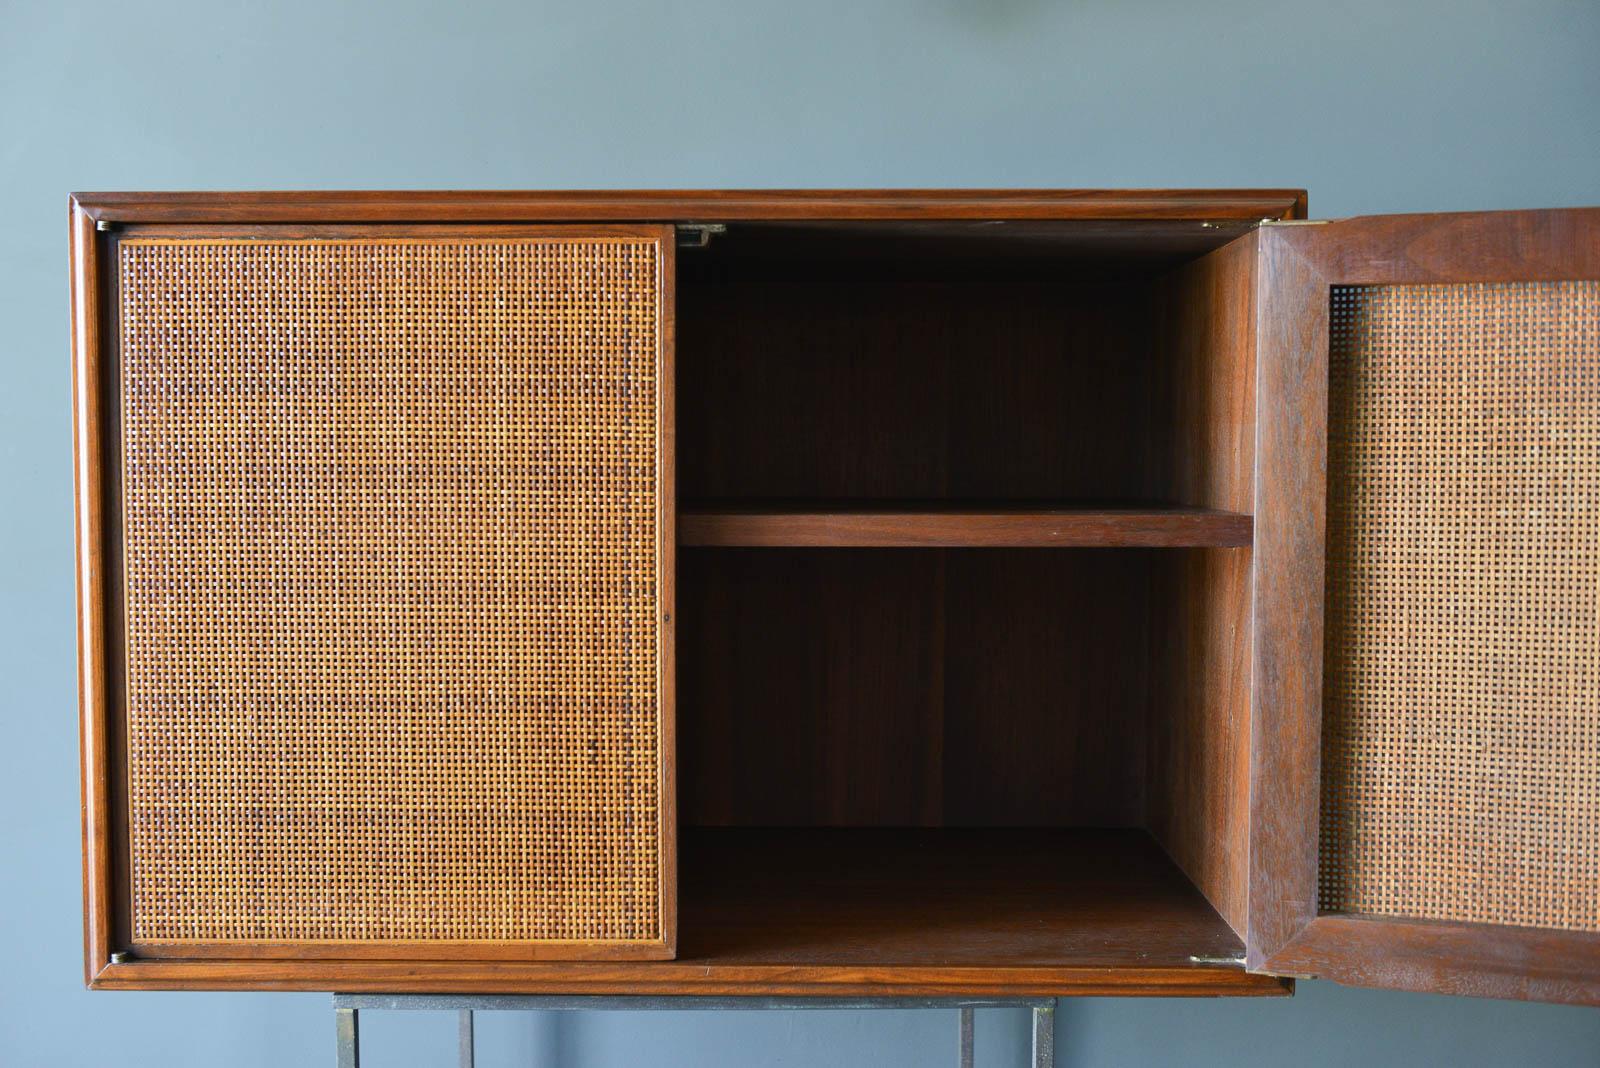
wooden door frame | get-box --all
[1248,207,1600,1004]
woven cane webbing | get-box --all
[1319,281,1600,931]
[118,234,664,945]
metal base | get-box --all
[333,994,1056,1068]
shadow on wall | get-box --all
[934,0,1059,31]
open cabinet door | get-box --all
[73,217,676,986]
[1249,208,1600,1003]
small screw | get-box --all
[110,951,132,964]
[662,612,671,623]
[1200,222,1221,230]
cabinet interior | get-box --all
[673,220,1259,974]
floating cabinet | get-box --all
[70,191,1600,1003]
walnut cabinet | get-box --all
[69,191,1600,1003]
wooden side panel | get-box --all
[1248,225,1329,968]
[72,201,113,984]
[1146,233,1259,938]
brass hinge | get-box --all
[1188,953,1248,966]
[1258,218,1329,226]
[676,223,726,248]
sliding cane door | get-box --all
[80,225,675,973]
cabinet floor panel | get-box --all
[679,828,1264,975]
[94,829,1289,996]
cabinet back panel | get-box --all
[678,278,1161,502]
[113,231,671,952]
[679,548,1152,827]
[1320,280,1600,932]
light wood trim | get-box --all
[72,199,114,983]
[657,226,679,956]
[89,959,1291,997]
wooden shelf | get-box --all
[680,503,1252,548]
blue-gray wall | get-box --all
[4,2,1599,1064]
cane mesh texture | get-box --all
[1320,281,1600,931]
[117,233,665,946]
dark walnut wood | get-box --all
[71,189,1307,224]
[678,549,1160,829]
[78,192,1600,1005]
[1145,232,1261,940]
[76,190,1308,996]
[679,504,1251,548]
[77,191,1600,1004]
[678,276,1165,502]
[91,829,1290,997]
[72,192,1302,997]
[1262,916,1600,1005]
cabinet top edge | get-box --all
[69,189,1307,223]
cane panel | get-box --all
[1320,280,1600,931]
[116,230,668,950]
